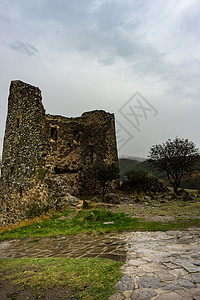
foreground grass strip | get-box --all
[0,257,123,299]
[0,209,200,241]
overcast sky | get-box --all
[0,0,200,158]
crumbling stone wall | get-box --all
[0,80,119,226]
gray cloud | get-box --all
[0,0,200,157]
[98,56,115,66]
[8,41,39,56]
[0,13,9,23]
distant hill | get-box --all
[119,158,166,181]
[180,172,200,190]
[119,155,146,162]
[119,157,200,190]
[119,158,148,181]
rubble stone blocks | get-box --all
[0,81,119,225]
[137,276,163,289]
[115,275,135,291]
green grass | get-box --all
[126,198,200,221]
[0,207,199,299]
[0,257,123,299]
[0,209,199,241]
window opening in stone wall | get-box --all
[51,127,58,141]
[16,117,20,129]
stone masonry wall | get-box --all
[0,81,119,226]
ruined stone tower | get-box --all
[0,80,119,225]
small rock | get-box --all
[156,292,182,300]
[192,253,200,259]
[192,273,200,283]
[115,275,135,291]
[154,270,176,281]
[109,292,125,300]
[177,278,195,288]
[169,268,188,277]
[183,194,193,201]
[103,193,120,204]
[164,195,173,200]
[131,289,158,300]
[184,265,200,273]
[128,259,146,267]
[103,221,114,225]
[92,196,99,202]
[122,290,132,298]
[82,200,89,209]
[191,289,200,300]
[137,276,163,289]
[163,284,183,290]
[177,189,189,196]
[58,216,69,220]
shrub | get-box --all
[86,161,119,196]
[25,201,51,219]
[121,169,166,193]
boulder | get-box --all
[183,194,193,201]
[82,200,89,209]
[177,189,189,196]
[103,193,120,204]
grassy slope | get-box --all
[1,208,200,241]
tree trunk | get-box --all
[173,185,178,194]
[173,181,179,194]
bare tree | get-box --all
[148,137,199,193]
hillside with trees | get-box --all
[119,158,166,181]
[119,156,200,190]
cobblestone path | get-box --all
[0,232,126,262]
[111,229,200,300]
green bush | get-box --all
[121,169,166,193]
[86,161,119,196]
[72,209,122,223]
[26,201,51,219]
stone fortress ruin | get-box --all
[0,81,119,225]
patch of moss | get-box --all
[35,168,47,180]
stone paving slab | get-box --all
[110,229,200,299]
